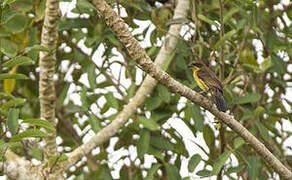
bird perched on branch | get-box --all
[188,62,228,112]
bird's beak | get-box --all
[187,63,193,68]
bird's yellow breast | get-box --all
[192,68,209,91]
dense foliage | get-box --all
[0,0,291,179]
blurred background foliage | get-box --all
[0,0,291,179]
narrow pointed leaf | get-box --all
[145,164,161,180]
[236,93,261,104]
[137,129,150,158]
[165,163,181,180]
[88,114,101,133]
[0,73,28,80]
[188,154,202,172]
[212,151,232,175]
[105,92,119,109]
[3,56,33,68]
[198,14,219,28]
[7,108,19,135]
[22,119,55,132]
[10,129,47,142]
[214,30,237,49]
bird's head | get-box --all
[187,62,203,71]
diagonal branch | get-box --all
[61,0,292,179]
[58,0,190,173]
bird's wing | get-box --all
[197,67,223,90]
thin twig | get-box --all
[60,34,128,103]
[224,39,246,85]
[218,0,224,81]
[217,1,225,180]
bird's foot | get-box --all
[213,119,221,130]
[198,90,207,94]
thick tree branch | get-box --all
[2,150,42,179]
[39,0,59,166]
[58,0,190,173]
[60,0,292,178]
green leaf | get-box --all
[223,7,240,23]
[203,125,215,148]
[236,93,261,104]
[127,84,136,99]
[2,0,16,7]
[4,13,27,33]
[12,0,33,12]
[96,81,112,88]
[162,50,176,71]
[35,0,46,21]
[88,114,101,133]
[6,141,23,149]
[30,146,43,161]
[212,151,232,175]
[58,83,70,105]
[197,14,219,28]
[2,97,25,110]
[107,35,120,47]
[247,156,261,179]
[240,110,253,121]
[150,136,173,150]
[120,165,128,180]
[100,165,114,180]
[105,92,119,110]
[151,111,172,122]
[196,169,212,177]
[0,38,18,58]
[214,30,237,49]
[145,96,162,111]
[255,121,270,141]
[157,84,171,103]
[145,164,161,180]
[225,165,245,175]
[22,119,55,132]
[80,87,89,110]
[87,65,97,89]
[148,146,164,160]
[253,106,265,117]
[138,116,159,131]
[137,129,150,158]
[0,31,11,38]
[100,103,110,115]
[25,45,49,53]
[260,56,273,72]
[10,129,47,142]
[242,63,261,72]
[75,0,97,14]
[0,141,7,159]
[7,108,19,135]
[49,154,69,166]
[233,137,245,149]
[3,56,34,68]
[0,73,28,80]
[190,103,204,132]
[165,163,181,180]
[146,46,157,57]
[188,154,202,172]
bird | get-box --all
[188,62,228,112]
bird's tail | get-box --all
[211,87,228,112]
